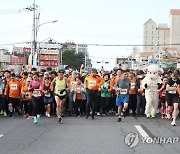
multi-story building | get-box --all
[38,40,60,70]
[143,19,170,52]
[170,9,180,51]
[76,44,91,70]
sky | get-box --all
[0,0,179,70]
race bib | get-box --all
[33,90,41,97]
[57,88,63,93]
[45,93,51,97]
[10,84,17,90]
[169,91,176,94]
[89,80,96,87]
[131,83,135,89]
[71,81,76,86]
[77,88,81,93]
[120,89,127,95]
[149,83,157,90]
[0,89,3,95]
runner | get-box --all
[21,77,32,118]
[67,71,77,116]
[129,72,137,116]
[29,72,43,124]
[84,68,102,119]
[100,73,113,116]
[0,76,6,117]
[43,76,53,118]
[158,77,168,119]
[135,70,146,116]
[4,73,21,117]
[114,71,130,122]
[72,76,86,117]
[166,70,180,126]
[52,70,68,123]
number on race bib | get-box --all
[169,91,176,94]
[10,84,17,90]
[89,80,96,87]
[45,93,51,97]
[120,89,127,95]
[131,83,135,89]
[77,88,81,93]
[33,90,41,97]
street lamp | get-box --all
[33,20,58,68]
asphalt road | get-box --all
[0,114,180,154]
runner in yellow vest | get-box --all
[51,70,68,123]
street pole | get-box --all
[32,0,36,68]
[84,52,87,69]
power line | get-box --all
[0,42,180,47]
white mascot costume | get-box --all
[142,64,163,118]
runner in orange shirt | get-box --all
[21,77,32,118]
[67,71,77,115]
[129,72,137,116]
[84,68,103,119]
[4,73,21,117]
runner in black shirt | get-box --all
[166,70,180,126]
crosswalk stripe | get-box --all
[0,134,3,138]
[135,125,149,138]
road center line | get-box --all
[135,125,149,138]
[0,134,3,138]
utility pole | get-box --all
[26,0,38,68]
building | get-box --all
[170,9,180,51]
[38,39,60,70]
[143,19,170,52]
[76,44,91,70]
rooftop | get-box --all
[170,9,180,15]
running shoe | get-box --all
[3,112,7,117]
[37,114,40,123]
[146,114,151,118]
[161,114,165,119]
[171,120,176,126]
[117,117,121,122]
[34,117,38,124]
[47,114,50,118]
[85,115,89,119]
[97,112,101,116]
[45,111,48,117]
[151,115,155,118]
[58,117,62,123]
[166,113,172,119]
[9,112,13,117]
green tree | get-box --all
[61,47,85,69]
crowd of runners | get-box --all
[0,65,179,126]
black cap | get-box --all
[137,70,144,75]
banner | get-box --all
[40,61,58,66]
[0,55,10,62]
[10,56,26,64]
[39,49,59,55]
[39,55,59,61]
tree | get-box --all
[61,45,85,69]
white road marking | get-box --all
[0,134,3,138]
[135,125,149,138]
